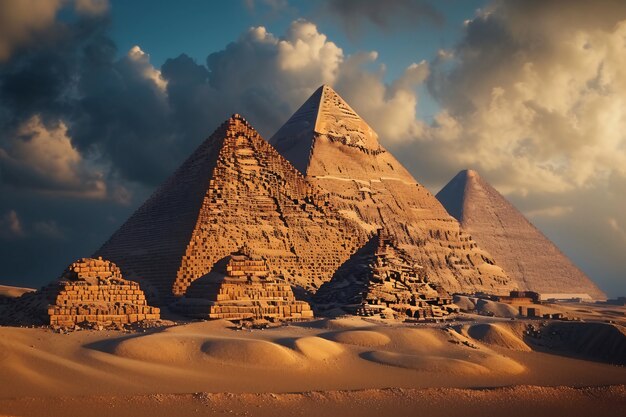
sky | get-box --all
[0,0,624,297]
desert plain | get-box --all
[1,293,625,417]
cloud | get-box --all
[32,220,65,240]
[74,0,110,16]
[420,0,626,195]
[525,205,573,219]
[0,210,24,238]
[335,54,429,143]
[320,0,443,36]
[0,0,109,62]
[0,115,106,198]
[0,0,64,62]
[392,0,626,296]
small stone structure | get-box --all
[1,257,159,327]
[316,230,458,320]
[47,258,160,326]
[498,290,540,305]
[519,306,542,318]
[176,245,314,321]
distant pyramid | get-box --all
[96,115,365,304]
[436,169,606,299]
[271,85,512,295]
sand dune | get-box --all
[0,285,35,299]
[201,338,300,367]
[533,322,626,365]
[362,351,492,374]
[466,323,532,351]
[323,330,391,347]
[285,336,345,361]
[454,295,520,318]
[0,316,625,416]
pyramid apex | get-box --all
[222,113,256,135]
[229,113,247,122]
[458,168,479,180]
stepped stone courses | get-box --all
[271,85,512,295]
[48,258,160,326]
[316,230,457,320]
[177,245,313,320]
[97,114,366,305]
[436,169,606,300]
[1,258,159,327]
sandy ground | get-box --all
[0,309,625,416]
[1,385,625,417]
[0,286,34,299]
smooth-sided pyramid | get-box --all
[96,115,365,304]
[436,169,606,300]
[315,229,457,320]
[270,85,512,295]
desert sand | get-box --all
[1,307,625,417]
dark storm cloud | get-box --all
[320,0,444,35]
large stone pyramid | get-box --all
[270,85,512,295]
[96,115,365,304]
[436,169,606,300]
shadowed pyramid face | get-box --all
[96,114,366,304]
[271,85,514,295]
[437,169,606,299]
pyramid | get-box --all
[96,115,366,305]
[1,258,160,328]
[270,85,512,295]
[436,169,606,300]
[315,230,457,319]
[176,245,314,320]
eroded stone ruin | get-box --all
[1,258,159,327]
[316,230,458,320]
[175,245,313,320]
[48,258,160,327]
